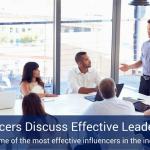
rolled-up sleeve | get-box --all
[68,70,80,93]
[140,43,144,61]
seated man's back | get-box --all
[84,97,135,115]
[84,78,136,115]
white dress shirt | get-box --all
[68,68,100,93]
[30,84,44,94]
[84,97,136,115]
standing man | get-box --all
[68,52,100,94]
[120,19,150,95]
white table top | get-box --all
[120,88,150,105]
[0,94,93,115]
[0,88,150,115]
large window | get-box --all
[61,0,113,93]
[2,0,147,95]
[0,0,53,97]
[119,0,150,91]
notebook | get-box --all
[133,101,150,112]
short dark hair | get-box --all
[99,78,116,99]
[147,19,150,24]
[22,93,47,115]
[75,52,87,63]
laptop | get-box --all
[84,84,124,102]
[0,91,16,109]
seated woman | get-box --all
[20,62,57,98]
[22,93,57,132]
[22,93,48,115]
[21,93,70,150]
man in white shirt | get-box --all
[84,78,136,115]
[68,52,100,94]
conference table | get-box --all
[0,87,150,115]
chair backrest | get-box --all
[0,91,16,110]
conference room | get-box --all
[0,0,150,150]
[0,0,150,116]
